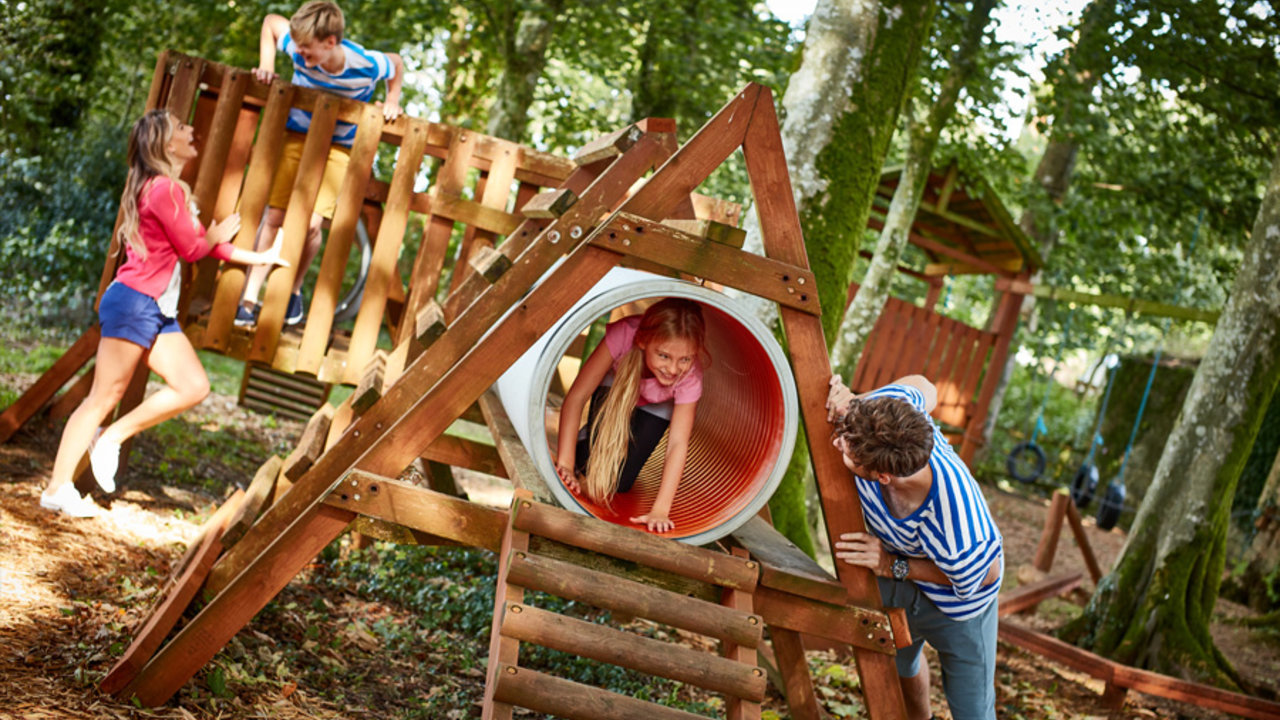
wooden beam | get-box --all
[499,602,767,700]
[506,550,761,647]
[592,212,819,315]
[998,573,1083,618]
[492,663,707,720]
[741,82,908,720]
[477,389,555,502]
[752,586,895,655]
[993,277,1220,324]
[0,326,100,443]
[512,498,759,592]
[324,472,507,552]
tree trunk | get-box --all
[979,1,1111,455]
[1063,144,1280,689]
[485,0,564,143]
[739,0,937,554]
[830,0,996,378]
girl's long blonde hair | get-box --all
[117,109,192,261]
[583,298,707,507]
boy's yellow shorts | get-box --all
[267,135,352,219]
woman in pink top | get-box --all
[40,109,289,517]
[555,298,707,532]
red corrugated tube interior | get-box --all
[551,303,787,541]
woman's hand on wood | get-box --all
[207,213,241,246]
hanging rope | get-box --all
[1097,209,1204,528]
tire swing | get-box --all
[1007,306,1075,483]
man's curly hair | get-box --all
[834,396,933,477]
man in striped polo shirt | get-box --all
[827,374,1003,720]
[237,1,404,328]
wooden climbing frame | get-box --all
[7,50,922,719]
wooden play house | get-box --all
[0,51,916,719]
[854,163,1042,462]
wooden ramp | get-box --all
[0,50,916,719]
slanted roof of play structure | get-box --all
[871,161,1042,277]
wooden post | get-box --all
[1034,490,1070,573]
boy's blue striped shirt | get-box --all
[280,33,395,146]
[854,384,1003,621]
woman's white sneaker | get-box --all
[40,484,100,517]
[89,436,121,493]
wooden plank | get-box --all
[500,601,766,700]
[185,69,251,315]
[164,56,204,122]
[961,286,1022,462]
[282,405,335,481]
[398,126,474,352]
[741,83,908,720]
[251,96,341,363]
[343,118,427,382]
[477,389,554,502]
[450,141,519,296]
[350,350,387,414]
[997,621,1116,680]
[771,628,824,720]
[46,364,95,421]
[323,472,507,552]
[592,213,818,315]
[1064,499,1104,584]
[721,545,761,720]
[572,123,644,166]
[730,516,846,606]
[123,503,353,706]
[100,489,244,696]
[418,432,508,479]
[520,188,578,218]
[205,80,294,352]
[468,245,513,284]
[661,218,746,248]
[1108,664,1280,720]
[222,456,283,548]
[506,550,761,647]
[0,326,100,443]
[1034,491,1070,573]
[998,572,1083,618]
[213,97,260,217]
[492,663,709,720]
[994,277,1220,324]
[428,192,523,236]
[752,586,895,654]
[483,495,529,720]
[414,301,447,351]
[512,498,759,592]
[297,105,384,374]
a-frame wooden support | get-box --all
[16,55,909,718]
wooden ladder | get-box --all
[486,490,765,720]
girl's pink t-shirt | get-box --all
[113,176,234,298]
[602,315,703,406]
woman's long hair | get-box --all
[583,298,707,507]
[117,110,191,261]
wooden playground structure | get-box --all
[0,51,913,719]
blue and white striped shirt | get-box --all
[855,384,1003,621]
[280,33,395,147]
